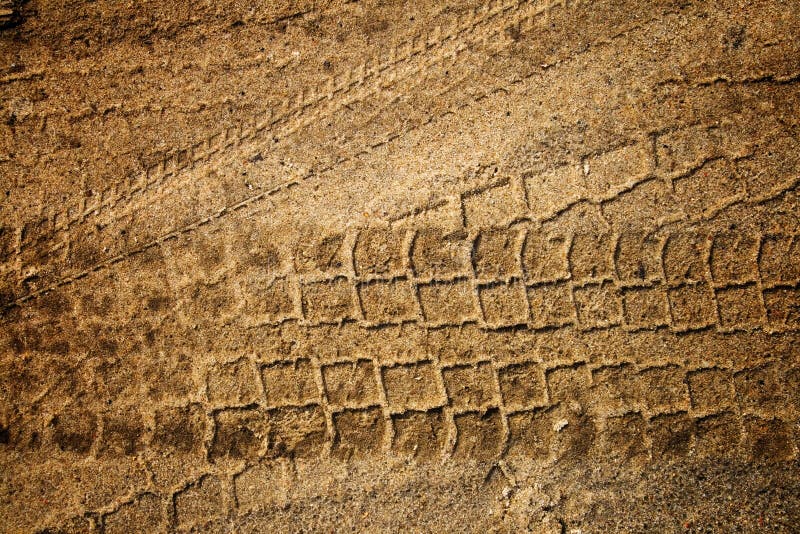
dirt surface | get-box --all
[1,0,800,532]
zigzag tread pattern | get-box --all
[7,322,800,532]
[5,221,799,435]
[5,108,799,313]
[4,3,800,533]
[137,225,800,334]
[4,217,800,531]
[8,155,799,534]
[9,0,581,262]
[7,1,800,307]
[0,0,705,301]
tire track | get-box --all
[12,0,560,261]
[3,0,668,310]
[8,321,800,531]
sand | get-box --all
[1,0,799,531]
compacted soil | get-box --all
[1,0,799,532]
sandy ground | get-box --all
[1,0,799,532]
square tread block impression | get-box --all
[527,282,575,328]
[573,282,623,329]
[301,278,355,323]
[353,227,408,277]
[622,286,670,329]
[418,280,478,325]
[473,228,523,279]
[358,279,418,323]
[261,359,320,407]
[321,359,380,407]
[382,361,445,412]
[392,409,447,460]
[498,362,547,411]
[411,228,471,278]
[332,407,386,459]
[715,284,763,330]
[667,283,716,330]
[442,362,499,411]
[478,281,529,326]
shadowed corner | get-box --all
[0,0,20,30]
